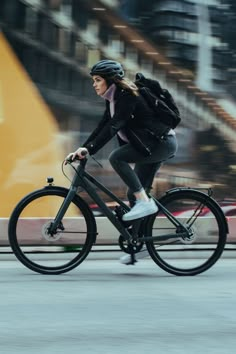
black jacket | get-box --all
[83,86,170,156]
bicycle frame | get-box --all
[49,158,192,243]
[8,157,228,276]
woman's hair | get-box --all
[114,77,139,96]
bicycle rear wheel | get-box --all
[8,187,96,274]
[145,189,227,276]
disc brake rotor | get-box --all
[41,221,62,242]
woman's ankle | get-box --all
[134,188,149,202]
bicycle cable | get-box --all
[61,161,72,183]
[61,155,104,183]
[91,155,103,168]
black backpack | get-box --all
[135,73,181,129]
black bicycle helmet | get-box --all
[90,60,124,79]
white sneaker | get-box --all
[120,249,150,265]
[122,198,158,222]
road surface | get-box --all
[0,255,236,354]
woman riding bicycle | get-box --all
[66,59,178,259]
[10,59,226,274]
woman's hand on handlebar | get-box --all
[65,147,88,164]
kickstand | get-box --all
[127,243,137,264]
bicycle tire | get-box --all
[8,186,97,274]
[145,189,227,276]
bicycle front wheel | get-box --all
[145,189,227,276]
[8,187,96,274]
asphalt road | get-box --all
[0,255,236,354]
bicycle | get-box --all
[8,154,228,275]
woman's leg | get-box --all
[109,144,143,194]
[117,135,178,262]
[110,135,177,208]
[127,161,162,206]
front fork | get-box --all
[47,186,78,235]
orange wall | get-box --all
[0,32,67,216]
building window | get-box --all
[25,6,38,37]
[99,23,109,45]
[72,1,88,29]
[51,24,60,51]
[58,28,66,53]
[37,13,51,44]
[87,49,100,68]
[125,45,138,62]
[75,41,88,62]
[69,32,76,57]
[154,0,194,15]
[108,35,124,55]
[140,58,153,73]
[61,0,72,17]
[87,19,99,37]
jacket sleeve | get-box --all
[84,91,138,155]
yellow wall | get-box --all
[0,32,66,216]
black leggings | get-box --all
[109,135,178,205]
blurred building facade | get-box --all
[118,0,236,98]
[1,0,236,197]
[221,0,236,101]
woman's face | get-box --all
[92,75,108,96]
